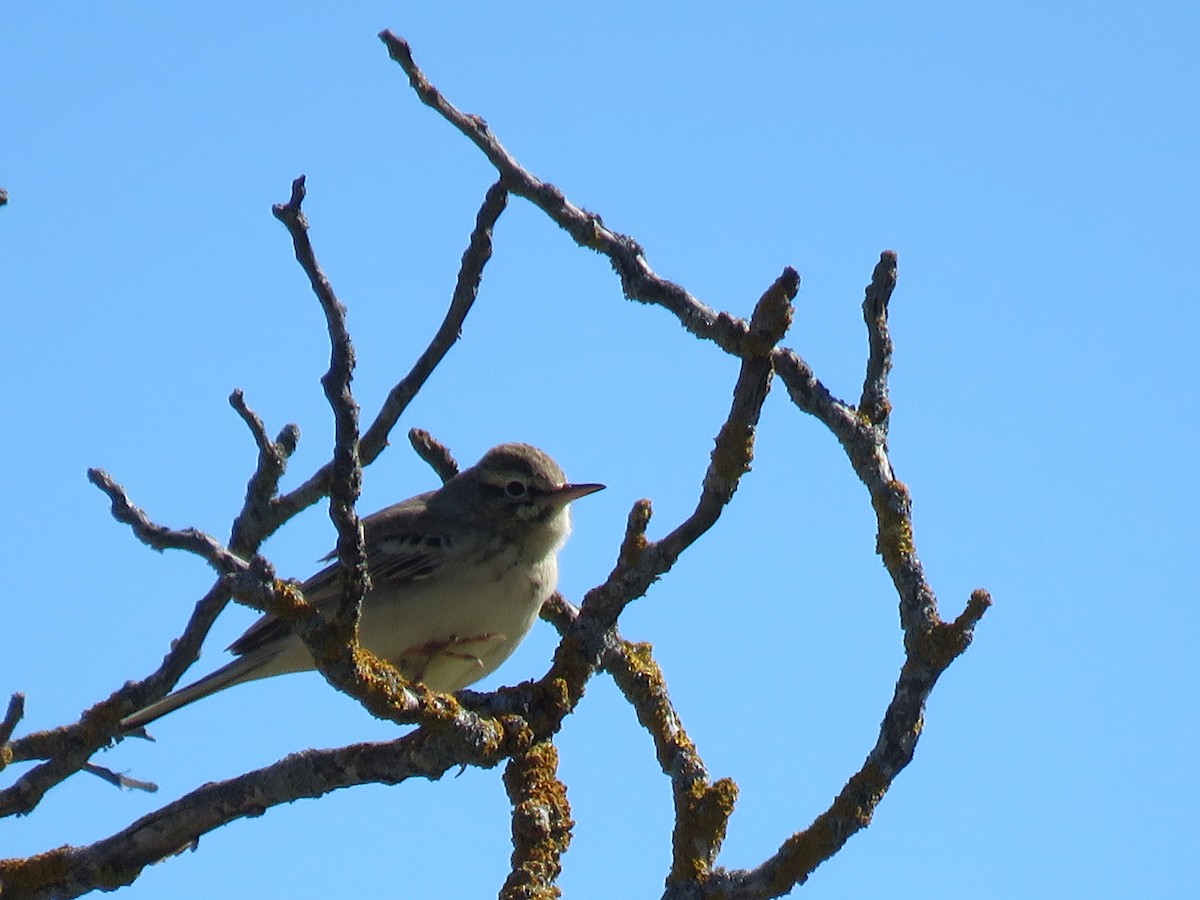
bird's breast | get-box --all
[357,542,558,692]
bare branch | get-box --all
[379,31,751,358]
[658,267,796,561]
[859,250,899,431]
[272,175,368,646]
[0,690,136,817]
[567,269,796,637]
[468,267,796,748]
[81,764,158,794]
[360,181,508,464]
[0,729,528,900]
[5,176,510,819]
[0,694,23,750]
[604,642,736,887]
[705,589,991,898]
[408,427,460,483]
[374,53,992,893]
[262,180,507,531]
[228,388,300,556]
[538,601,737,885]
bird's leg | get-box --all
[399,632,502,681]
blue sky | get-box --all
[3,3,1197,897]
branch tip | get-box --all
[0,693,25,747]
[408,429,459,483]
[747,267,798,350]
[955,588,993,632]
[618,500,652,567]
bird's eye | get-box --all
[504,480,527,498]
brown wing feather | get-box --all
[228,491,450,657]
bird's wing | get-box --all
[228,492,466,657]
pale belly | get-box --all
[354,551,557,691]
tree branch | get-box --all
[408,426,460,484]
[501,739,573,900]
[379,31,752,358]
[0,730,528,900]
[859,250,899,431]
[227,388,300,556]
[266,180,508,529]
[272,175,368,649]
[2,31,991,900]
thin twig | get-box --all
[579,269,796,632]
[0,695,23,750]
[604,642,736,886]
[657,267,796,562]
[379,32,751,358]
[408,427,460,483]
[86,469,249,574]
[228,388,300,556]
[859,250,899,431]
[266,181,508,530]
[272,175,368,646]
[82,764,158,794]
[360,181,508,464]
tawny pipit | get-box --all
[122,443,603,729]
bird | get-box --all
[120,443,603,730]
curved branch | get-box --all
[703,593,991,899]
[376,37,992,898]
[0,728,524,900]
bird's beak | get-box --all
[547,482,606,507]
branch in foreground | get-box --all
[272,174,368,649]
[0,731,523,900]
[501,740,573,900]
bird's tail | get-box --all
[120,654,270,731]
